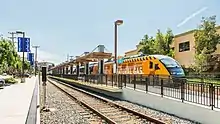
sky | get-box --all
[1,0,220,65]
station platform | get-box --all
[48,76,122,97]
[0,76,40,124]
[116,87,220,124]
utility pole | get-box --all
[8,32,17,47]
[32,45,40,76]
[67,54,69,62]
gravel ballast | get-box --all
[40,79,197,124]
[114,101,196,124]
[40,82,101,124]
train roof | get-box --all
[148,55,174,60]
[86,54,176,66]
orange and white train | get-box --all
[80,54,185,78]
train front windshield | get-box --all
[160,57,185,77]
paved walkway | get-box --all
[0,77,38,124]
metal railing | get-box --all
[51,74,220,110]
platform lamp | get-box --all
[114,19,123,87]
[16,31,25,83]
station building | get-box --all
[124,26,220,68]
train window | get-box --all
[155,64,160,70]
[149,61,153,69]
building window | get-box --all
[179,41,190,52]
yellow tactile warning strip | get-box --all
[48,76,122,93]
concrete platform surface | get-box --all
[49,76,122,93]
[115,87,220,124]
[0,77,37,124]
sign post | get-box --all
[27,53,34,67]
[41,66,49,112]
[17,36,30,83]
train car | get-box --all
[90,55,184,76]
[89,54,185,87]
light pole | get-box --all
[114,20,123,86]
[8,32,17,47]
[32,45,40,76]
[16,31,25,83]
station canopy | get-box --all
[49,45,113,70]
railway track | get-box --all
[48,78,166,124]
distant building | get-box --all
[172,26,220,67]
[37,61,55,71]
[124,44,142,57]
[124,26,220,68]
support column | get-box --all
[99,59,104,74]
[70,65,73,74]
[85,63,89,75]
[98,59,104,84]
[84,62,89,82]
[62,67,65,74]
[66,66,68,74]
[97,45,105,75]
[76,63,80,77]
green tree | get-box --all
[193,48,209,73]
[24,60,31,71]
[152,28,174,57]
[194,15,220,72]
[0,38,22,74]
[138,34,156,54]
[138,29,174,57]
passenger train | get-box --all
[78,54,185,78]
[76,54,185,87]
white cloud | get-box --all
[177,7,208,27]
[37,50,64,64]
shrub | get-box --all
[5,77,18,84]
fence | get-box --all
[51,74,220,110]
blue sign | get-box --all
[17,37,30,52]
[27,53,34,66]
